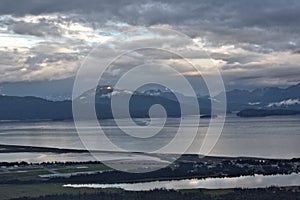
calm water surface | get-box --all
[64,173,300,190]
[0,114,299,162]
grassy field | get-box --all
[0,163,233,199]
[0,154,299,199]
[1,184,299,200]
[0,163,110,182]
[0,183,121,200]
[54,164,110,173]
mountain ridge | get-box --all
[0,82,299,120]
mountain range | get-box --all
[219,83,300,111]
[0,83,299,120]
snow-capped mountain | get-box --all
[78,85,138,102]
[216,82,300,111]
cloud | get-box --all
[0,40,82,82]
[9,21,62,37]
[268,99,300,107]
[0,0,299,92]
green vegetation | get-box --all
[0,184,121,200]
[55,164,110,173]
[0,164,110,183]
[5,187,300,200]
[0,156,299,199]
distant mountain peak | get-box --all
[96,85,114,95]
[142,88,171,96]
[223,82,300,111]
[94,85,137,98]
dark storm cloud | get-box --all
[9,21,61,36]
[1,0,300,93]
[220,64,300,88]
[2,0,300,49]
[1,0,299,27]
[0,0,125,16]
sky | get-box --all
[0,0,300,99]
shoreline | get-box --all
[1,143,299,161]
[2,186,300,200]
[0,144,298,185]
[0,145,299,199]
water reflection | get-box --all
[64,173,300,190]
[0,115,300,161]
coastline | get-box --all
[0,141,299,199]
